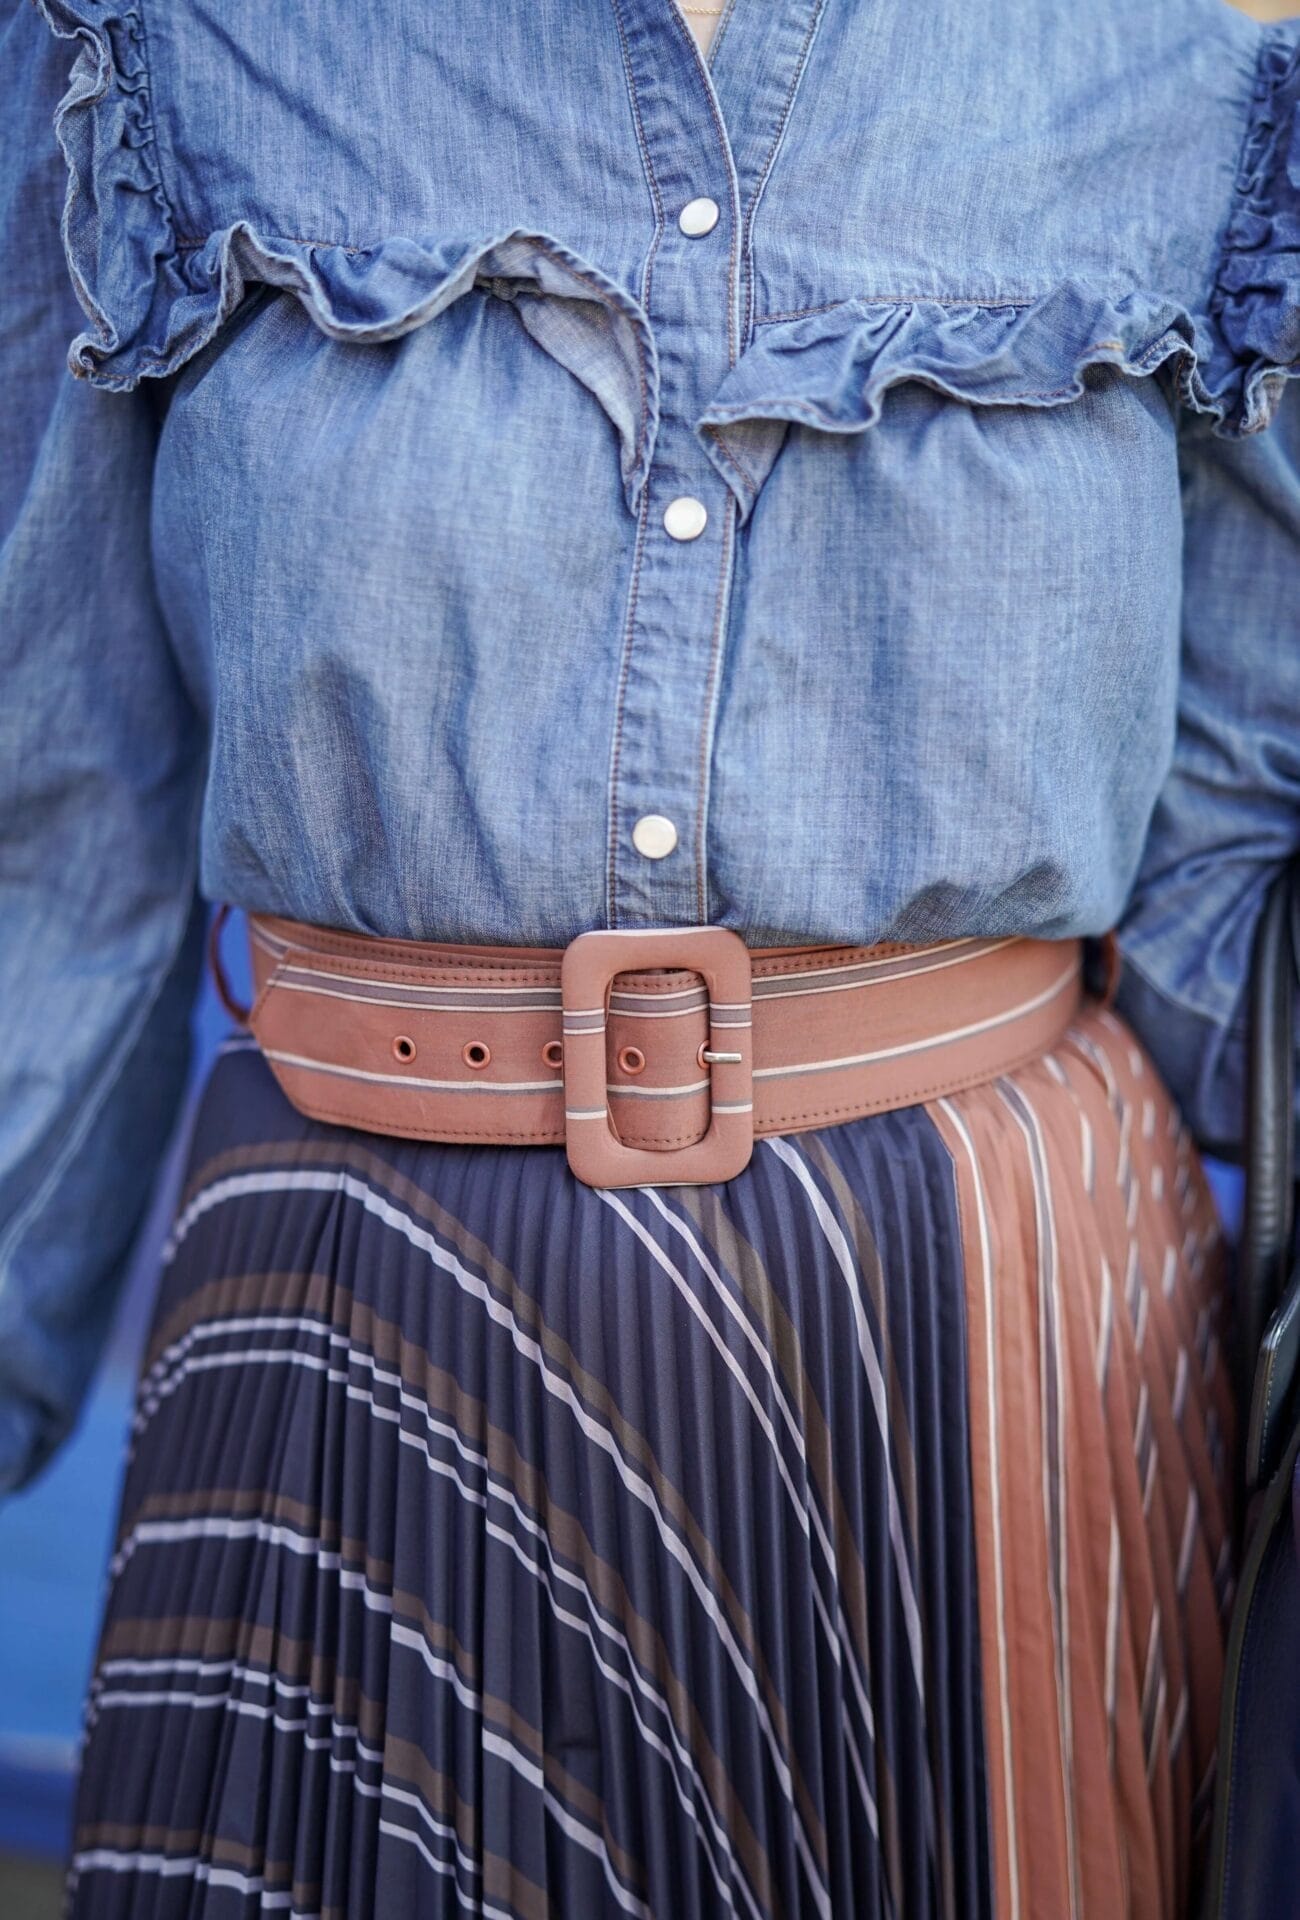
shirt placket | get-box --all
[605,3,744,928]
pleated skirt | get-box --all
[67,997,1233,1920]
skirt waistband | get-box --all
[213,910,1108,1188]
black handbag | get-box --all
[1202,860,1300,1918]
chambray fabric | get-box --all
[1,0,1299,1491]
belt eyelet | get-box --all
[462,1039,491,1069]
[542,1039,564,1069]
[617,1045,646,1076]
[392,1034,417,1063]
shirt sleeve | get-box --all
[1114,17,1300,1164]
[0,3,206,1493]
[1115,389,1300,1163]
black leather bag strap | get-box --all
[1201,861,1300,1920]
[1239,857,1300,1496]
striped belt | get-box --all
[212,910,1106,1189]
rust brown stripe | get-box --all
[116,1483,391,1588]
[143,1265,337,1377]
[73,1825,291,1879]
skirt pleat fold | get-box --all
[68,997,1230,1920]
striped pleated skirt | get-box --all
[68,996,1232,1920]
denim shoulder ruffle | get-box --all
[34,1,660,512]
[1207,24,1300,437]
[36,0,1298,521]
[696,25,1300,513]
[695,284,1215,514]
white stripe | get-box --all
[611,982,714,1005]
[276,961,562,1000]
[1177,1490,1199,1596]
[1096,1260,1114,1388]
[602,1006,714,1021]
[1141,1609,1162,1726]
[1104,1515,1121,1774]
[567,1099,754,1119]
[936,1096,1021,1920]
[597,1187,881,1824]
[267,976,561,1012]
[376,1818,513,1918]
[999,1081,1079,1920]
[264,1050,558,1094]
[751,936,1011,999]
[1162,1244,1177,1298]
[98,1654,243,1682]
[1134,1381,1150,1459]
[1146,1672,1168,1783]
[763,1139,928,1699]
[754,958,1078,1082]
[598,1191,815,1535]
[475,1737,655,1918]
[606,1077,711,1099]
[71,1850,294,1904]
[630,1187,881,1787]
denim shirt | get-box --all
[2,0,1299,1490]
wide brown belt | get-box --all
[213,910,1108,1189]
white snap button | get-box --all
[678,196,720,238]
[663,495,708,542]
[631,814,679,860]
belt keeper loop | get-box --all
[208,902,252,1027]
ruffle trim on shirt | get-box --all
[697,26,1300,515]
[1207,24,1300,438]
[35,1,660,513]
[695,283,1219,517]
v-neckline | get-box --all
[679,0,735,64]
[673,0,827,322]
[625,0,827,342]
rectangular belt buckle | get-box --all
[560,926,754,1189]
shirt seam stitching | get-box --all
[738,0,829,349]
